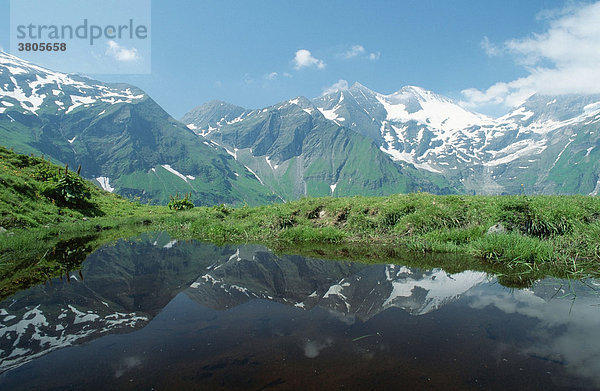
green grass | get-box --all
[0,145,167,228]
[0,145,173,297]
[159,193,600,281]
[2,146,600,298]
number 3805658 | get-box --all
[17,43,66,51]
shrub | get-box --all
[40,167,91,208]
[168,193,195,211]
[212,203,231,216]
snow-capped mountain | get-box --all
[0,52,277,205]
[183,81,600,196]
[314,83,494,173]
[182,97,456,199]
[0,53,145,117]
[313,83,600,195]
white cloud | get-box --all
[480,36,500,57]
[265,72,278,80]
[343,45,365,59]
[341,45,380,61]
[462,2,600,111]
[105,40,141,62]
[293,49,325,70]
[321,79,349,95]
[461,79,535,109]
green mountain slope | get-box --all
[0,52,277,206]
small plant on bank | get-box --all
[212,203,231,216]
[40,164,92,208]
[168,192,195,211]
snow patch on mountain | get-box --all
[376,86,494,134]
[330,182,337,194]
[163,240,177,249]
[66,95,96,114]
[318,106,340,122]
[484,139,548,166]
[96,176,115,192]
[2,76,45,113]
[265,156,278,170]
[161,164,196,184]
[228,249,241,262]
[69,305,100,324]
[0,52,144,115]
[584,101,600,115]
[589,178,600,196]
[210,140,238,160]
[508,106,535,122]
[380,145,442,173]
[244,165,264,185]
[227,115,244,124]
[323,283,347,299]
[549,137,576,171]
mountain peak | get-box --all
[203,100,246,110]
[285,96,314,109]
[0,53,146,116]
[349,81,373,92]
[390,85,443,102]
[400,85,427,93]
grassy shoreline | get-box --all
[3,193,600,297]
[2,146,600,298]
[161,193,600,276]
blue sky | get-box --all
[1,0,599,118]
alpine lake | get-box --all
[1,232,600,390]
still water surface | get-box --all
[1,232,600,390]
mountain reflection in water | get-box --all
[1,232,599,390]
